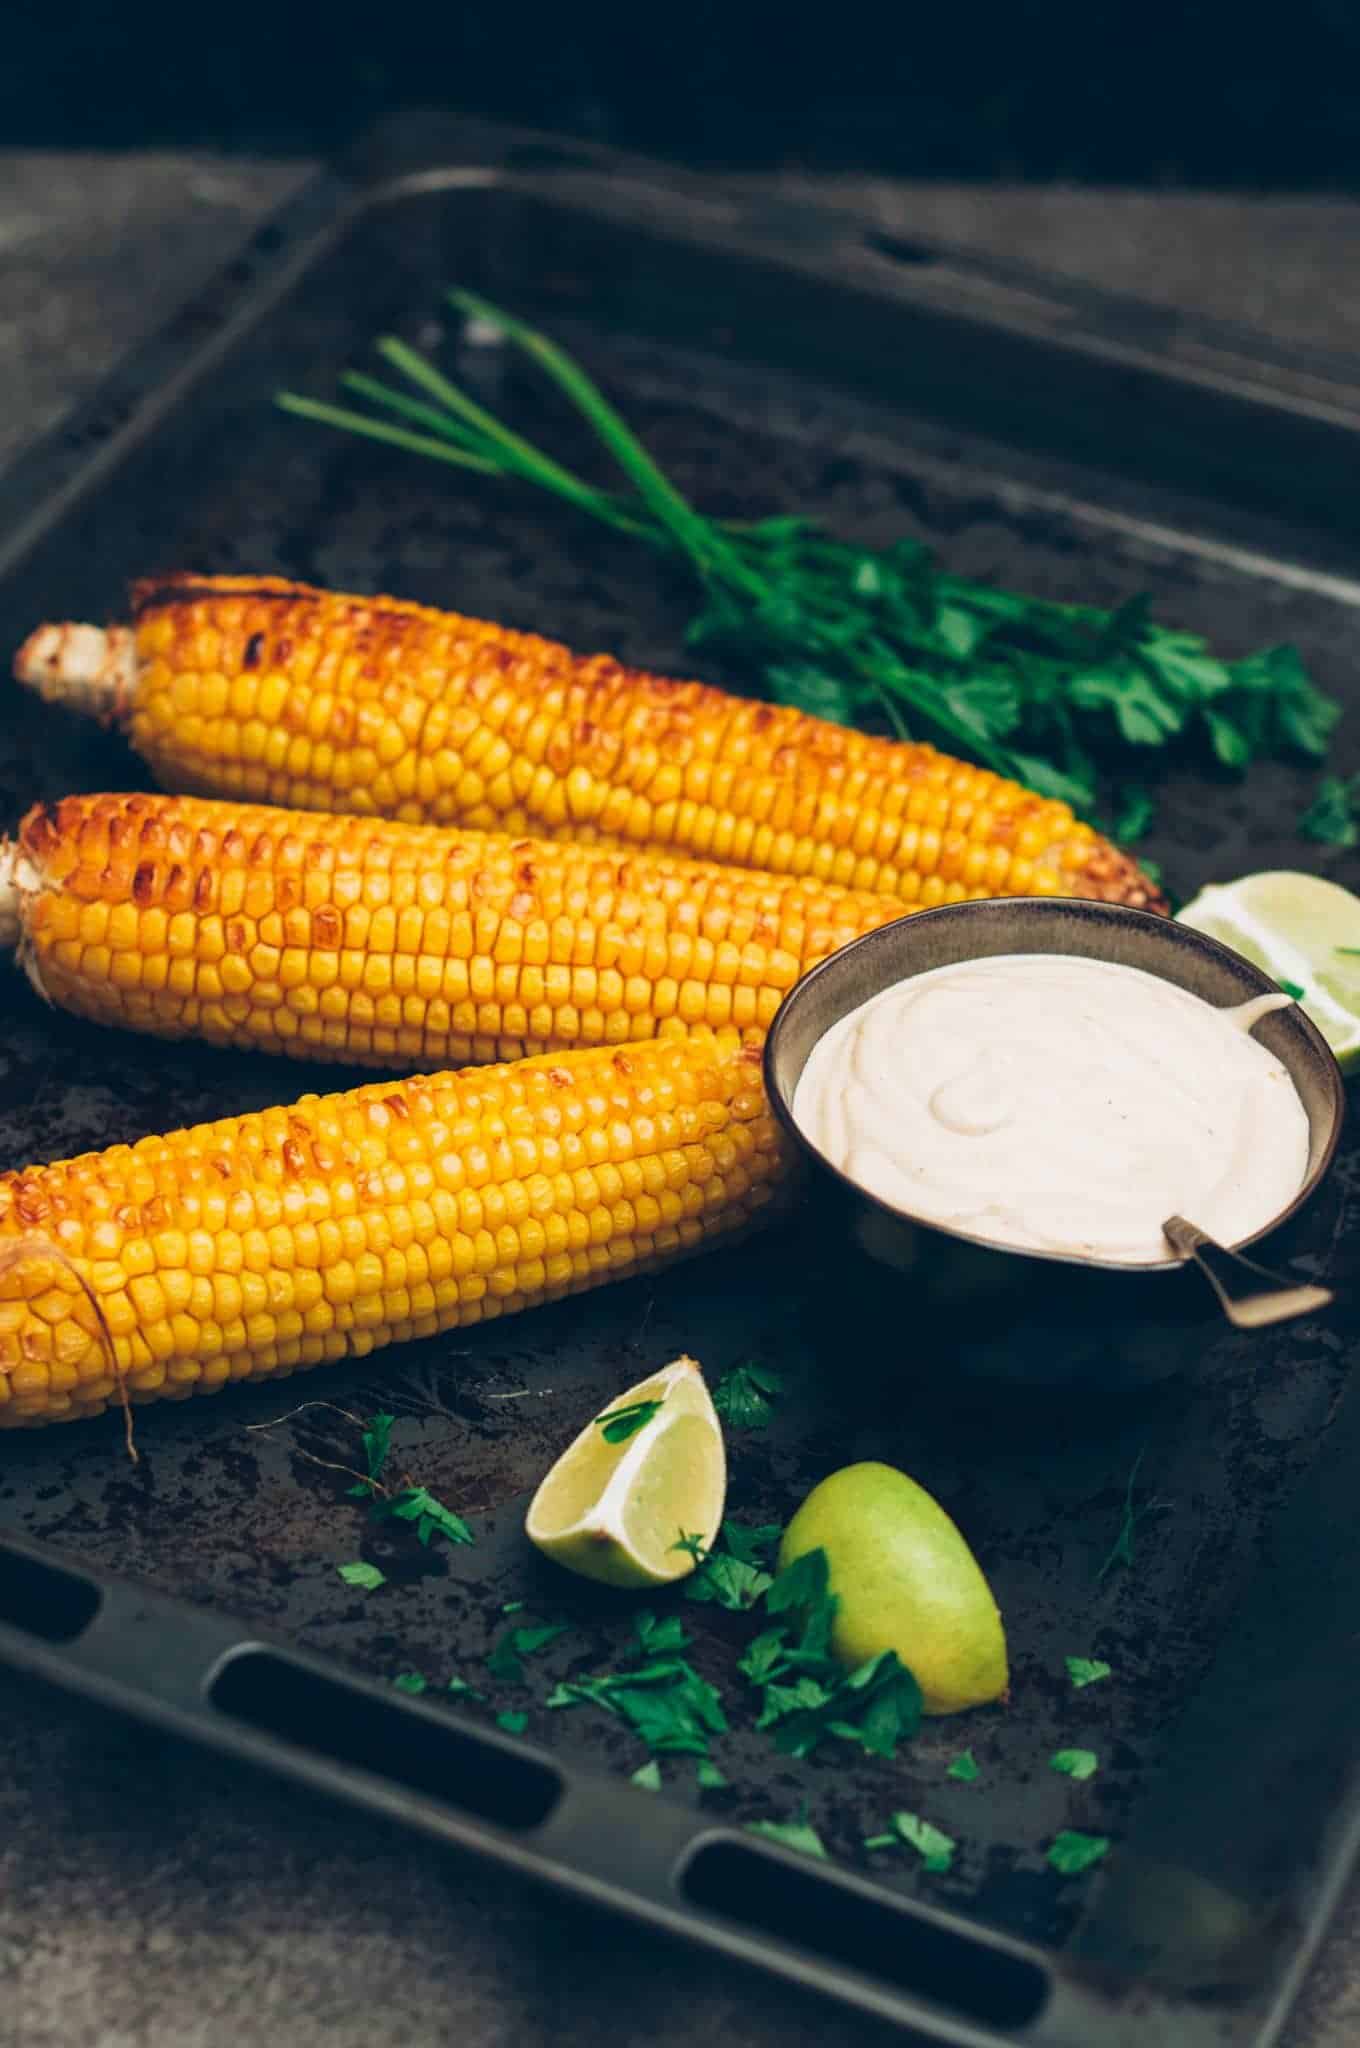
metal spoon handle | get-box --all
[1162,1215,1335,1330]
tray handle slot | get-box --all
[680,1838,1049,2032]
[0,1540,102,1643]
[208,1646,562,1832]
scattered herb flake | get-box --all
[496,1711,528,1735]
[1066,1656,1112,1690]
[721,1521,783,1568]
[631,1760,663,1792]
[596,1397,664,1443]
[372,1485,474,1548]
[711,1361,786,1430]
[1048,1830,1111,1876]
[486,1621,570,1684]
[863,1832,899,1852]
[446,1676,479,1699]
[671,1530,709,1565]
[1336,948,1360,957]
[1051,1748,1100,1781]
[391,1672,427,1695]
[891,1812,956,1873]
[696,1759,729,1791]
[337,1560,385,1591]
[548,1659,727,1757]
[636,1611,690,1655]
[1279,978,1306,1001]
[1113,786,1156,846]
[346,1411,395,1497]
[684,1552,773,1612]
[502,1600,525,1614]
[1299,775,1359,849]
[1097,1448,1169,1582]
[746,1810,828,1860]
[947,1751,981,1783]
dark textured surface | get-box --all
[3,153,1360,2048]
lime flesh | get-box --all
[779,1461,1008,1715]
[525,1357,725,1588]
[1177,870,1360,1071]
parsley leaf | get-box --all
[596,1398,663,1443]
[1051,1749,1099,1781]
[696,1759,729,1791]
[1097,1447,1168,1582]
[496,1710,528,1735]
[631,1760,662,1791]
[1279,978,1306,1001]
[1048,1830,1111,1875]
[636,1611,690,1655]
[1300,775,1360,849]
[867,1812,956,1873]
[347,1412,395,1496]
[1066,1656,1112,1689]
[711,1361,786,1430]
[947,1751,981,1783]
[721,1521,783,1568]
[502,1600,525,1614]
[371,1485,474,1548]
[1113,786,1156,846]
[548,1659,727,1757]
[391,1671,427,1694]
[447,1676,480,1700]
[746,1809,828,1859]
[337,1559,385,1590]
[671,1530,709,1565]
[684,1552,773,1612]
[486,1621,570,1684]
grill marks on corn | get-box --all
[0,1030,783,1426]
[14,793,905,1068]
[125,575,1160,910]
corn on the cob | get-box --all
[0,792,905,1068]
[14,575,1165,913]
[0,1029,783,1429]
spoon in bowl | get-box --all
[1162,1215,1335,1330]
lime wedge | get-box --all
[525,1356,726,1588]
[1177,870,1360,1070]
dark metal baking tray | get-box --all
[0,113,1358,2048]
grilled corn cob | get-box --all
[0,1029,782,1428]
[14,575,1165,912]
[0,792,905,1068]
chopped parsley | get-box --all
[337,1559,385,1590]
[1050,1748,1099,1781]
[865,1812,956,1874]
[391,1672,427,1694]
[547,1657,727,1757]
[1047,1830,1111,1876]
[1097,1448,1168,1582]
[1112,786,1156,846]
[1065,1656,1112,1690]
[696,1759,729,1791]
[721,1521,783,1567]
[711,1361,786,1430]
[671,1530,709,1566]
[502,1600,525,1614]
[371,1485,474,1547]
[947,1751,981,1783]
[631,1760,662,1792]
[1279,978,1306,1001]
[496,1710,528,1735]
[746,1808,827,1860]
[636,1611,689,1655]
[1299,775,1360,848]
[346,1411,395,1496]
[596,1397,664,1443]
[684,1551,773,1612]
[486,1621,570,1685]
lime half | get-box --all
[1177,870,1360,1071]
[525,1356,726,1588]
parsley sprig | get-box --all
[280,292,1339,821]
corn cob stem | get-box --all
[12,575,1165,912]
[0,793,905,1068]
[0,1028,785,1430]
[13,623,134,721]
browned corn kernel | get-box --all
[13,575,1166,912]
[0,1029,785,1430]
[0,792,907,1068]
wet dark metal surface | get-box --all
[0,130,1357,2045]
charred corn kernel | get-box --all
[0,792,907,1070]
[13,576,1165,912]
[0,1030,785,1429]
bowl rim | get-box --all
[763,895,1347,1276]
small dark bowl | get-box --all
[764,898,1345,1388]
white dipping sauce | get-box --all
[793,954,1309,1264]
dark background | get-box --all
[7,0,1360,185]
